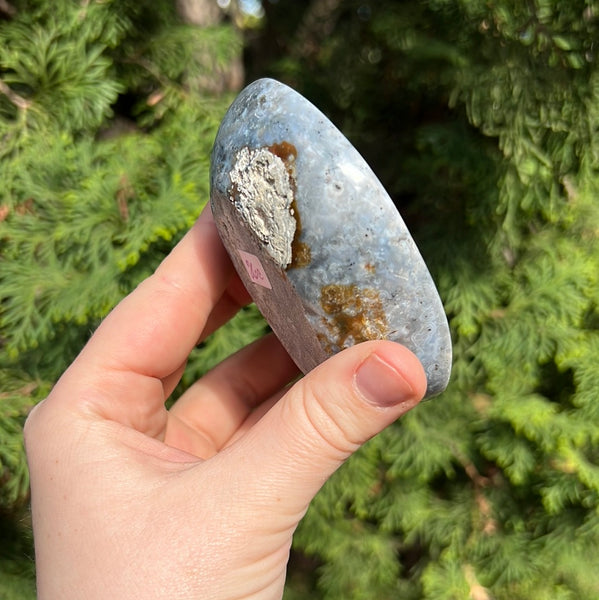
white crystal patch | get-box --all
[229,147,296,268]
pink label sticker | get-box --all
[238,250,272,289]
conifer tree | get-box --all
[2,1,599,599]
[249,2,599,599]
[0,1,261,596]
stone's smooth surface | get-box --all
[211,78,452,397]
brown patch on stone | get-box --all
[267,141,312,269]
[289,236,312,268]
[319,284,388,351]
[268,141,297,165]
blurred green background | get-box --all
[1,1,599,598]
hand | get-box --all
[24,207,427,600]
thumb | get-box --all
[233,340,427,518]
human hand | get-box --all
[24,207,427,600]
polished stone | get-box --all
[211,78,452,397]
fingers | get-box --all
[200,272,252,341]
[49,207,245,428]
[166,334,299,458]
[225,340,427,519]
[82,208,233,378]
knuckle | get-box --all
[22,400,47,456]
[297,378,363,459]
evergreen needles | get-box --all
[0,3,256,597]
[2,1,599,599]
[250,1,599,598]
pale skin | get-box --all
[24,206,427,600]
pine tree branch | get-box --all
[449,442,498,535]
[121,56,173,95]
[116,174,134,222]
[0,79,31,110]
[0,382,37,403]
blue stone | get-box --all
[211,78,452,397]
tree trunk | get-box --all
[176,0,222,26]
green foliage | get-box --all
[0,373,47,512]
[0,513,36,600]
[0,0,254,594]
[3,1,599,598]
[254,1,599,598]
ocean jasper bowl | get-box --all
[210,78,452,398]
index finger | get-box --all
[53,207,239,412]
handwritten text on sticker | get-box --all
[238,250,272,289]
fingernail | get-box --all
[355,353,416,408]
